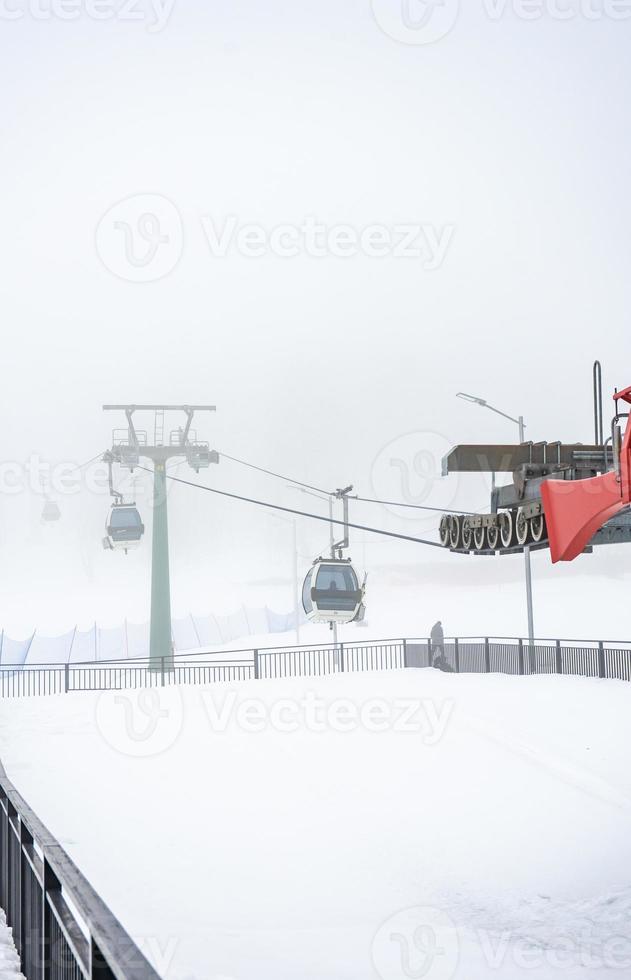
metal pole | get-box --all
[593,361,604,446]
[328,494,339,655]
[149,461,173,671]
[518,414,535,645]
[328,495,334,557]
[524,545,535,645]
[293,519,300,645]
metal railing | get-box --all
[1,636,630,697]
[0,761,160,980]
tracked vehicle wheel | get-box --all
[515,508,531,547]
[487,522,499,550]
[473,525,486,550]
[531,513,546,543]
[461,517,473,550]
[439,515,450,547]
[500,511,516,549]
[449,515,462,549]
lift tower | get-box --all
[103,405,218,670]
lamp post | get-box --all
[456,393,534,645]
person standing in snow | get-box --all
[430,620,445,666]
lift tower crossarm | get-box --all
[103,405,217,412]
[104,405,218,459]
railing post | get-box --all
[43,858,60,980]
[427,638,432,667]
[402,638,408,668]
[598,641,606,679]
[160,657,165,686]
[528,637,537,675]
[6,801,17,936]
[555,640,563,675]
[339,643,345,672]
[484,638,490,673]
[454,638,460,673]
[64,663,70,694]
[0,790,7,913]
[518,638,524,675]
[5,802,22,955]
[20,820,32,968]
[253,650,260,680]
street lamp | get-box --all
[457,393,526,442]
[456,393,534,645]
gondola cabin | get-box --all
[41,500,61,522]
[104,504,144,553]
[302,558,364,625]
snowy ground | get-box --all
[0,912,22,980]
[1,669,631,979]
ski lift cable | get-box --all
[218,452,330,496]
[39,451,105,490]
[37,451,106,501]
[75,452,107,471]
[219,451,482,515]
[351,495,484,516]
[139,466,445,550]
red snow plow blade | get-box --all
[542,386,631,562]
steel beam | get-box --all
[442,443,613,475]
[103,404,216,412]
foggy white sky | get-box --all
[0,1,630,633]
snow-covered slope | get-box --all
[1,669,630,979]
